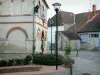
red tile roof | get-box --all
[78,12,100,33]
[68,10,100,33]
[90,13,100,21]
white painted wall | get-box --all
[37,0,48,20]
[0,23,33,53]
[0,15,33,38]
[0,0,11,15]
[0,16,33,22]
[58,32,80,50]
[0,0,48,54]
[58,32,69,50]
[70,40,80,50]
[58,33,62,49]
[79,33,88,49]
[88,32,100,50]
[35,20,48,52]
[79,32,100,50]
[62,35,69,49]
[0,0,33,15]
[0,16,48,53]
[0,0,48,19]
[64,23,74,31]
[48,26,64,43]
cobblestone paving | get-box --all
[72,51,100,75]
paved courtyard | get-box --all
[72,51,100,75]
[0,50,100,75]
[57,50,100,75]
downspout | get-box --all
[32,0,36,55]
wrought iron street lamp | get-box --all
[50,20,53,54]
[52,2,61,70]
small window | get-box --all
[91,34,99,37]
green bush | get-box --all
[64,44,72,56]
[15,59,23,66]
[63,58,74,65]
[0,60,8,67]
[8,59,14,66]
[33,53,64,65]
[24,55,32,65]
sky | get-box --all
[46,0,100,19]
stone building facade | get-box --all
[0,0,49,59]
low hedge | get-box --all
[33,53,64,65]
[0,59,23,67]
[0,55,33,67]
[15,59,23,66]
[23,55,32,65]
[0,60,8,67]
[0,53,64,67]
[8,59,14,66]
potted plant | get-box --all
[63,57,74,68]
[63,44,74,68]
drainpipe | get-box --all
[32,0,36,56]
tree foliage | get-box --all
[64,44,72,57]
[0,1,3,6]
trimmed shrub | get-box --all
[8,59,14,66]
[24,55,32,65]
[33,53,64,65]
[63,58,75,65]
[15,59,23,66]
[0,60,8,67]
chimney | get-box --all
[87,10,92,20]
[92,4,96,16]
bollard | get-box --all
[76,49,78,57]
[70,64,73,75]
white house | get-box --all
[0,0,49,60]
[78,13,100,50]
[58,31,80,50]
[48,11,75,50]
[68,4,100,50]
